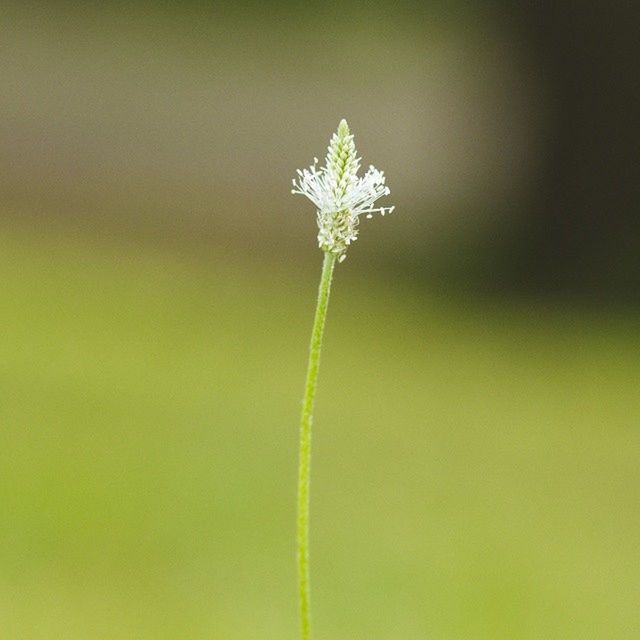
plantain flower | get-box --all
[291,119,394,261]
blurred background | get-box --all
[1,2,639,638]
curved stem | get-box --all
[298,251,336,640]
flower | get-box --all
[291,119,394,261]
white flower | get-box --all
[291,119,394,261]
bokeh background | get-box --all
[2,2,639,638]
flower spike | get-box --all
[291,119,394,261]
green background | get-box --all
[1,228,638,638]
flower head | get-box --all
[291,119,394,261]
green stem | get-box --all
[298,251,336,640]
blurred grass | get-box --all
[0,226,638,639]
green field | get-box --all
[1,227,638,639]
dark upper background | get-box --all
[3,1,638,302]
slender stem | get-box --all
[298,251,336,640]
